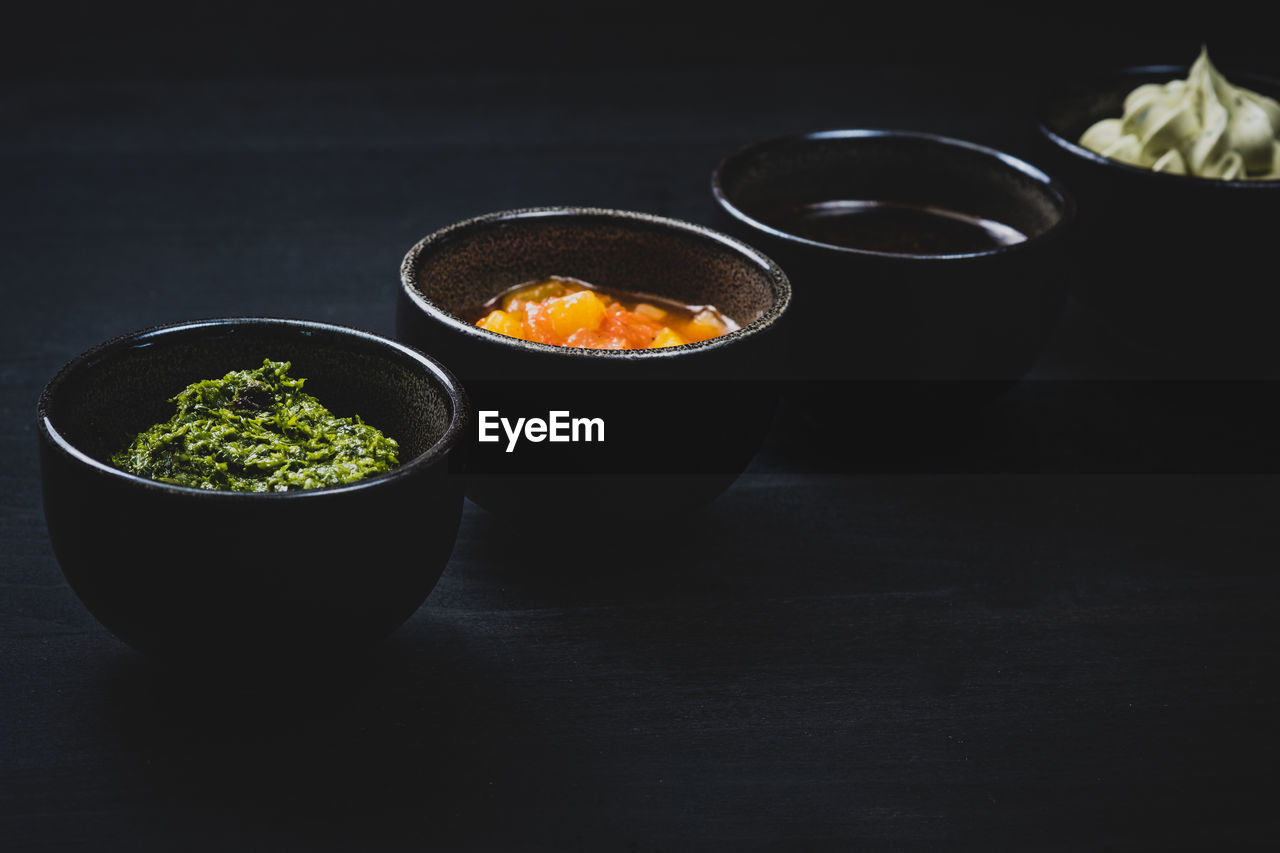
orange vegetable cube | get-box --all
[683,309,725,342]
[548,290,607,338]
[477,309,526,339]
[651,327,685,348]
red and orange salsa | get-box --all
[470,277,737,350]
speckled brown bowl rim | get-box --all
[37,317,470,500]
[711,128,1077,260]
[1036,65,1280,189]
[398,206,792,361]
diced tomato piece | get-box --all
[472,277,734,350]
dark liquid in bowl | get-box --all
[756,200,1027,254]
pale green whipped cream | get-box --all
[1079,47,1280,180]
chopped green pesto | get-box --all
[111,359,400,491]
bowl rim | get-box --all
[398,205,792,361]
[1035,64,1280,188]
[37,317,470,500]
[710,127,1078,260]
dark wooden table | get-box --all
[3,15,1278,851]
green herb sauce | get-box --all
[111,359,400,491]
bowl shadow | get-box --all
[93,630,573,848]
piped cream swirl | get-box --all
[1079,47,1280,180]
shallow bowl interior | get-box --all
[44,319,457,469]
[715,129,1070,257]
[401,207,788,370]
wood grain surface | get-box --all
[3,15,1278,851]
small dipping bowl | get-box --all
[1036,65,1280,377]
[712,129,1074,386]
[37,318,469,665]
[397,207,791,522]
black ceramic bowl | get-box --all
[397,207,791,521]
[1036,65,1280,377]
[37,318,469,665]
[712,129,1074,386]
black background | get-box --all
[5,3,1275,79]
[4,3,1279,851]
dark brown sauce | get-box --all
[755,200,1027,254]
